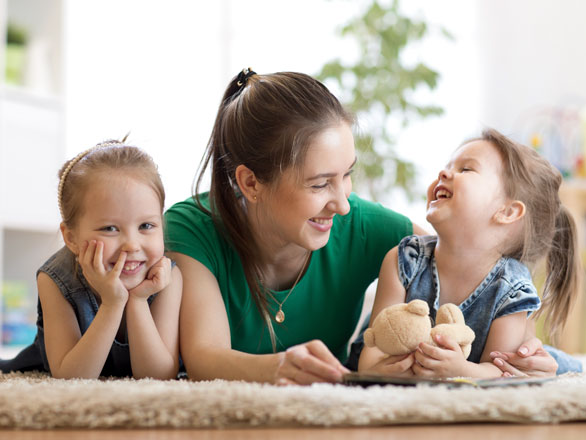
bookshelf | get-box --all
[0,0,65,351]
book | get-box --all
[342,372,554,388]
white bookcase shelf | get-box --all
[0,0,65,350]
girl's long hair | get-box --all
[479,129,580,344]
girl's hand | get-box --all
[490,338,558,377]
[129,256,172,300]
[79,240,128,307]
[274,340,349,385]
[413,334,468,378]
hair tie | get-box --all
[236,67,256,88]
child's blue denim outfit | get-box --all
[399,235,540,363]
[0,246,156,376]
[345,235,583,374]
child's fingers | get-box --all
[80,240,96,269]
[111,251,127,277]
[417,342,445,360]
[78,240,89,261]
[432,333,461,352]
[412,360,434,377]
[147,257,172,287]
[93,241,106,272]
[150,256,171,275]
[414,346,438,368]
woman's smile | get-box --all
[308,216,334,232]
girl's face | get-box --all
[63,173,165,290]
[426,140,508,231]
[258,122,356,252]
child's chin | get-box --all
[122,277,145,291]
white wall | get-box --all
[62,0,586,227]
[64,0,361,211]
[475,0,586,176]
[476,0,586,132]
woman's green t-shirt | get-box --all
[164,192,412,363]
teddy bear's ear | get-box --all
[406,299,429,316]
[364,328,376,347]
[436,303,464,325]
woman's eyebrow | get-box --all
[306,157,357,181]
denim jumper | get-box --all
[346,235,583,374]
[398,235,540,363]
[0,246,156,377]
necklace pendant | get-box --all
[275,309,285,323]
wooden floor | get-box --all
[0,424,585,440]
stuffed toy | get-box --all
[363,299,476,358]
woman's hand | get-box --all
[129,256,172,300]
[79,240,128,307]
[275,340,350,385]
[490,337,558,377]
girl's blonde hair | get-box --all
[476,128,580,343]
[58,139,165,228]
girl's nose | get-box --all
[121,237,140,253]
[438,168,452,180]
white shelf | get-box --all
[1,0,65,350]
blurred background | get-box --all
[1,0,586,356]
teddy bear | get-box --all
[363,299,476,359]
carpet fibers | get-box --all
[1,372,585,429]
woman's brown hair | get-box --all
[195,70,354,349]
[478,128,580,344]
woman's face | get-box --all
[259,122,356,252]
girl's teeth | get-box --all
[436,189,452,199]
[124,262,140,271]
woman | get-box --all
[165,69,558,384]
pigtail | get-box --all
[536,205,581,344]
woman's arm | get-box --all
[39,272,125,379]
[126,259,182,379]
[358,247,415,375]
[169,251,347,384]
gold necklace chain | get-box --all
[265,251,311,323]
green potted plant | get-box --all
[317,0,449,201]
[5,22,28,86]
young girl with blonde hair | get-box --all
[0,140,182,379]
[359,128,581,378]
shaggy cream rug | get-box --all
[0,372,585,429]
